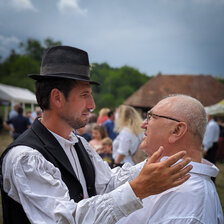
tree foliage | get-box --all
[0,38,151,110]
[90,63,150,110]
[19,38,62,62]
[0,38,62,92]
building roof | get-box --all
[0,83,37,104]
[124,75,224,108]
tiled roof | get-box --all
[124,75,224,108]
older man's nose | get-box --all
[141,119,147,129]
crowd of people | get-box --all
[3,101,224,171]
[77,104,224,171]
[2,100,147,170]
[0,45,223,223]
[75,105,146,168]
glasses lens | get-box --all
[147,111,151,122]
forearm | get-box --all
[115,153,126,164]
[75,182,142,224]
[2,146,143,224]
[3,122,13,132]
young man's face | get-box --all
[59,81,95,130]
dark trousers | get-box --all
[204,142,218,164]
[204,142,218,182]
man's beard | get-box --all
[59,114,87,130]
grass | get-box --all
[0,129,223,223]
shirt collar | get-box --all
[161,157,219,178]
[49,130,79,149]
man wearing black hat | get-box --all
[0,46,192,224]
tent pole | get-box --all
[31,103,34,112]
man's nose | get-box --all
[88,95,95,111]
[141,119,147,129]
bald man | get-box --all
[117,94,223,224]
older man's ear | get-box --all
[168,122,188,144]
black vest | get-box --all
[0,119,96,224]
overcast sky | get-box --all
[0,0,224,78]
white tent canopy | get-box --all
[0,83,37,119]
[205,100,224,115]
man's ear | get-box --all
[168,122,187,144]
[50,88,65,109]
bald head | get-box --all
[159,94,207,143]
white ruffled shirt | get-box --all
[117,158,223,224]
[2,131,144,224]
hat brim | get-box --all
[28,74,100,86]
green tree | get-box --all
[0,54,39,91]
[0,38,62,91]
[19,38,62,62]
[19,39,44,62]
[0,39,151,111]
[91,63,150,112]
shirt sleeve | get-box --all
[116,129,133,156]
[80,136,145,193]
[2,145,143,224]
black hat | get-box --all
[28,46,99,85]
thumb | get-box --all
[147,146,164,164]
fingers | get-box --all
[169,157,192,174]
[163,151,187,167]
[171,164,193,180]
[172,174,191,187]
[147,146,164,164]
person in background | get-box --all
[31,106,42,121]
[203,113,220,164]
[8,103,21,137]
[89,123,108,152]
[76,125,92,142]
[26,110,34,124]
[0,46,192,224]
[216,117,224,162]
[98,137,114,168]
[4,107,31,140]
[113,105,144,166]
[117,94,223,224]
[97,108,110,124]
[36,108,43,119]
[9,103,21,119]
[104,110,118,141]
[85,113,97,135]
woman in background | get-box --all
[113,105,144,166]
[89,124,108,152]
[97,108,110,124]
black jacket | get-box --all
[0,119,96,224]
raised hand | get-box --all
[130,146,192,200]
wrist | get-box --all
[129,179,145,200]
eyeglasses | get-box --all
[147,111,181,123]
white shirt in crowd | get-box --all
[117,158,223,224]
[203,119,220,151]
[2,131,145,224]
[113,127,143,165]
